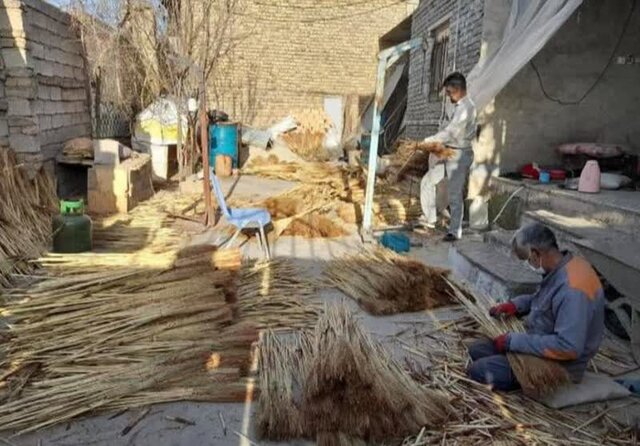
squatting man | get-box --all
[419,72,477,242]
[466,223,605,390]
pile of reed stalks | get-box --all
[244,156,350,189]
[282,130,329,161]
[262,184,349,239]
[212,247,242,271]
[238,259,320,330]
[0,245,257,434]
[345,178,422,227]
[257,305,453,444]
[447,280,571,398]
[400,312,636,445]
[38,189,201,272]
[256,331,311,440]
[283,213,348,238]
[0,148,57,287]
[326,248,453,315]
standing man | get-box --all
[467,223,605,390]
[419,72,476,242]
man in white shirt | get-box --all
[420,72,477,242]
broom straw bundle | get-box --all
[394,139,456,163]
[447,280,570,397]
[256,331,312,440]
[0,247,258,434]
[302,305,453,442]
[0,149,57,286]
[257,305,454,444]
[326,248,452,315]
[238,259,320,330]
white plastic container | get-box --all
[578,160,601,193]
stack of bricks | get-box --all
[0,0,90,174]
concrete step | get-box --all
[449,240,540,300]
[492,177,640,239]
[483,228,516,256]
[522,209,640,301]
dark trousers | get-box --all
[467,339,520,391]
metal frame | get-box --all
[361,37,426,241]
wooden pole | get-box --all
[200,71,214,226]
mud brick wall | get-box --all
[405,0,484,140]
[0,0,90,171]
[210,0,416,128]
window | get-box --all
[428,23,450,102]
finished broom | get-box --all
[447,280,571,398]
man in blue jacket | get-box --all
[467,223,605,390]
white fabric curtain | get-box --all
[467,0,583,111]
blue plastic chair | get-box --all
[210,171,272,259]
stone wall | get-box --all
[0,0,90,170]
[405,0,484,139]
[210,0,416,127]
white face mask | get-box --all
[524,257,546,275]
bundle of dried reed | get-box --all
[401,316,635,445]
[256,331,312,440]
[237,259,320,330]
[0,246,254,434]
[447,280,571,397]
[256,305,453,443]
[282,130,329,161]
[394,139,456,163]
[302,305,453,443]
[326,248,452,315]
[211,247,242,271]
[262,184,349,239]
[0,149,57,287]
[244,157,349,189]
[284,213,347,238]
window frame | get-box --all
[428,22,450,103]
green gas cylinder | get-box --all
[52,199,92,253]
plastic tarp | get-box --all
[467,0,583,111]
[362,60,407,132]
[134,98,188,146]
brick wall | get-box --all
[0,0,90,171]
[209,0,415,127]
[405,0,484,139]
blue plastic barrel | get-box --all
[209,123,239,168]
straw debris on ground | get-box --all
[244,156,422,228]
[448,280,571,398]
[326,247,453,315]
[257,305,453,444]
[0,186,320,435]
[399,313,638,445]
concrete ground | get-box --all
[6,175,466,446]
[9,174,635,445]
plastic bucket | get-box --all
[209,123,238,169]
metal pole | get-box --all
[361,57,387,239]
[361,38,425,240]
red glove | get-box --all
[494,334,510,354]
[489,301,517,318]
